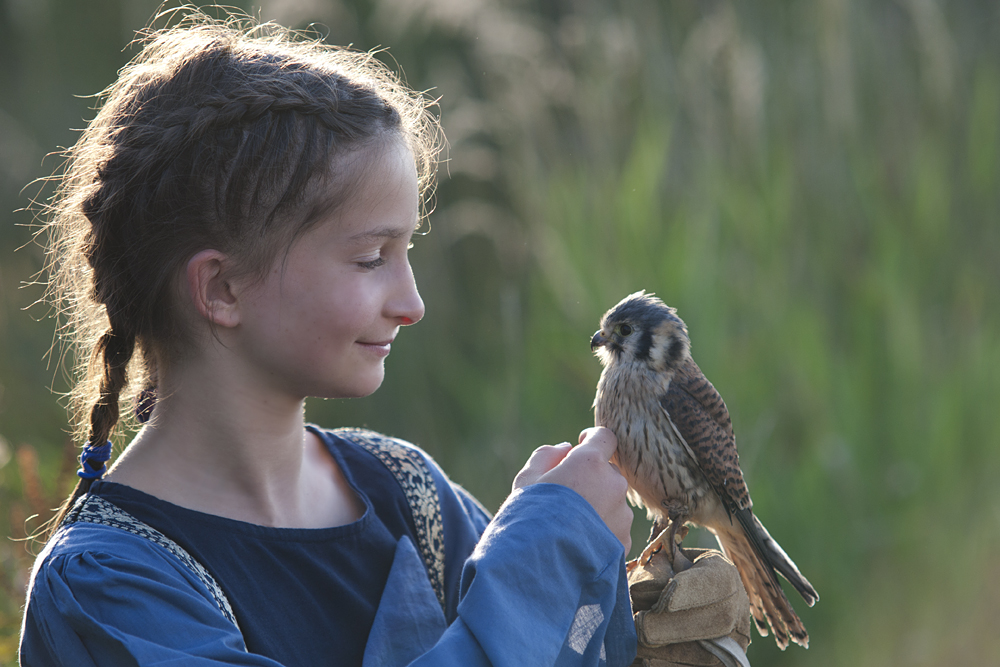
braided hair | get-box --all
[41,8,441,534]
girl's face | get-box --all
[234,139,425,401]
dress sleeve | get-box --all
[19,524,283,667]
[411,483,638,667]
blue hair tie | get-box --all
[78,440,113,480]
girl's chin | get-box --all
[315,370,386,400]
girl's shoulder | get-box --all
[319,425,444,476]
[324,426,441,477]
[39,510,184,568]
[32,493,239,622]
[39,495,199,573]
[21,498,265,665]
[313,425,492,522]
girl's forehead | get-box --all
[315,140,420,240]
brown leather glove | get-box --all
[628,547,752,667]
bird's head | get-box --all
[591,291,690,372]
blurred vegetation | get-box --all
[2,0,999,664]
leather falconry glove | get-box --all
[629,547,752,667]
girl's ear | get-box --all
[186,249,241,328]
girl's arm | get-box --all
[422,484,635,667]
[367,428,637,667]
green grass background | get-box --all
[1,0,998,664]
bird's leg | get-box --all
[626,519,667,573]
[634,502,693,573]
[648,518,665,545]
[633,503,685,567]
[665,506,693,573]
[635,525,670,569]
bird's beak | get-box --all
[591,329,608,351]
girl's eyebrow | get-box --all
[348,224,417,243]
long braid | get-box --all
[86,327,135,458]
[49,326,136,529]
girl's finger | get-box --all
[513,443,573,489]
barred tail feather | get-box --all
[715,510,818,650]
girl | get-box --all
[18,9,636,667]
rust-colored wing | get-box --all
[660,360,751,513]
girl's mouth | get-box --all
[357,339,393,357]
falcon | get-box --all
[591,291,818,650]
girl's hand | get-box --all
[513,427,633,552]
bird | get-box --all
[591,291,818,650]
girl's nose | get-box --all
[391,263,425,326]
[399,289,424,326]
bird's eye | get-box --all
[619,324,633,336]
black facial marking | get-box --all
[667,335,684,365]
[635,326,654,361]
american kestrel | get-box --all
[591,291,818,650]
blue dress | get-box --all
[20,427,637,666]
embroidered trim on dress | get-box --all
[61,494,241,630]
[336,427,447,612]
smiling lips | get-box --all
[357,339,393,357]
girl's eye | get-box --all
[619,324,633,336]
[357,256,386,270]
